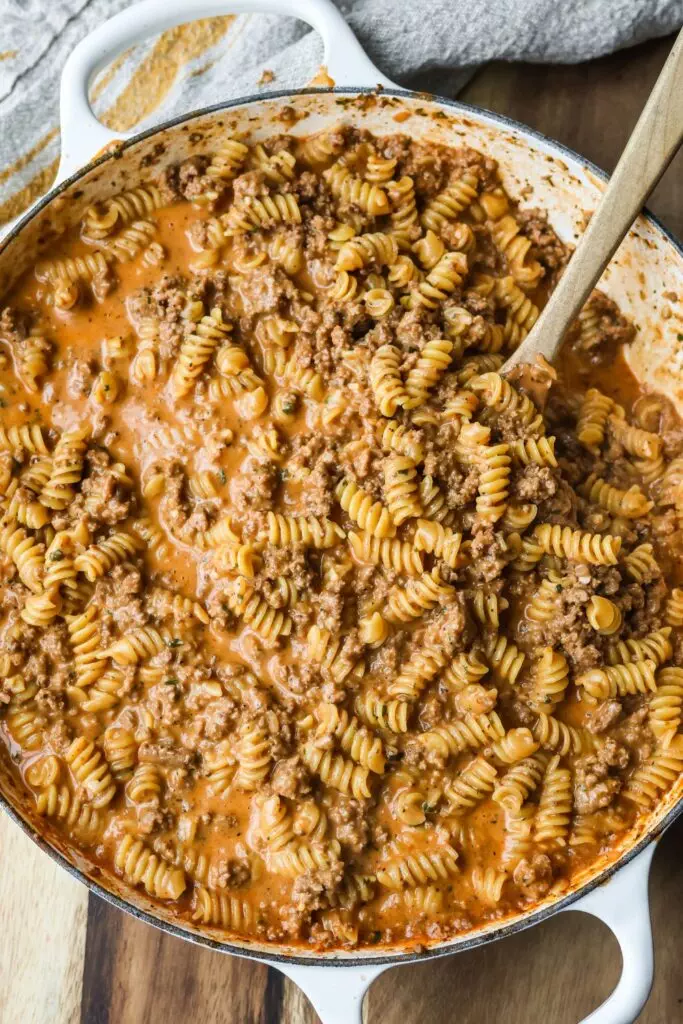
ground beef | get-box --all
[572,288,636,365]
[512,465,559,503]
[516,208,569,274]
[328,796,369,853]
[232,170,265,201]
[195,697,238,741]
[585,699,623,734]
[92,565,145,633]
[209,856,251,890]
[467,527,512,584]
[516,570,602,674]
[573,743,627,814]
[614,705,654,758]
[163,156,224,207]
[270,756,310,799]
[513,854,553,900]
[285,863,345,931]
[230,459,278,515]
[80,449,133,524]
[150,275,190,355]
[235,264,300,316]
[257,544,312,593]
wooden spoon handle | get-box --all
[503,27,683,375]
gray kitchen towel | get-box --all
[0,0,682,224]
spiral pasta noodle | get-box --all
[83,184,164,238]
[577,660,657,699]
[490,215,543,289]
[530,648,569,714]
[377,419,424,463]
[383,454,422,525]
[581,473,652,518]
[609,413,661,460]
[607,627,672,667]
[348,530,424,575]
[420,173,479,233]
[386,568,455,624]
[40,426,89,510]
[418,712,504,760]
[532,523,621,565]
[576,388,617,453]
[665,589,683,628]
[369,344,410,416]
[376,846,459,888]
[224,192,301,233]
[445,756,498,813]
[65,736,116,808]
[265,511,345,549]
[354,692,410,734]
[649,667,683,748]
[623,737,683,809]
[35,782,101,837]
[270,841,341,878]
[0,518,44,594]
[476,442,511,524]
[418,475,453,524]
[408,252,468,310]
[510,436,557,468]
[302,741,372,799]
[226,577,292,641]
[389,643,451,701]
[336,478,396,538]
[469,372,544,436]
[335,231,399,272]
[307,626,364,684]
[586,595,623,635]
[414,519,463,569]
[171,306,232,398]
[493,753,549,810]
[207,138,250,182]
[485,634,526,686]
[102,220,157,263]
[0,423,50,455]
[115,834,186,900]
[493,277,539,348]
[533,715,594,756]
[323,162,390,216]
[315,703,385,773]
[388,176,419,247]
[74,531,143,581]
[6,685,44,750]
[106,626,168,665]
[534,755,572,846]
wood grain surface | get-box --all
[2,32,683,1024]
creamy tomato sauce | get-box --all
[1,126,682,951]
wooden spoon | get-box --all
[502,28,683,376]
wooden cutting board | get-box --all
[2,32,683,1024]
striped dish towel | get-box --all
[1,0,682,227]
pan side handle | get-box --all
[265,961,389,1024]
[562,842,656,1024]
[57,0,395,183]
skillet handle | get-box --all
[562,843,656,1024]
[57,0,395,183]
[266,961,388,1023]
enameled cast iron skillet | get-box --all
[2,2,683,1020]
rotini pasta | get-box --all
[1,124,681,956]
